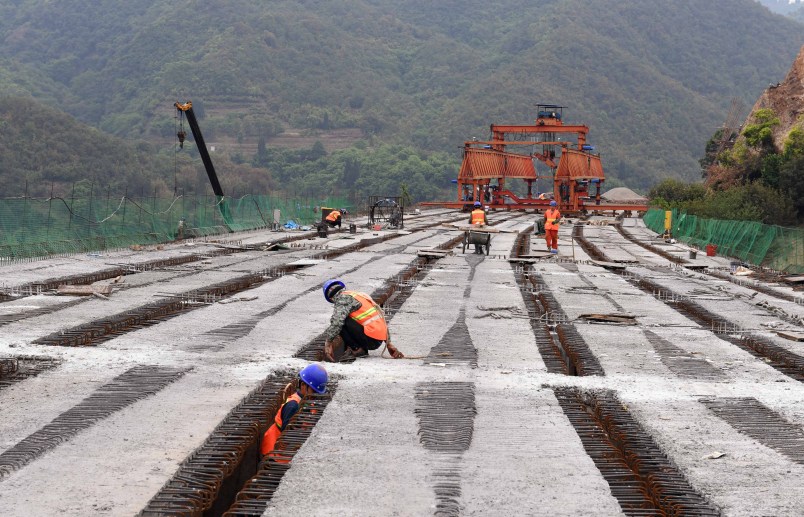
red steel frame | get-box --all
[423,107,647,214]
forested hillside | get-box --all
[0,0,802,200]
[0,97,275,197]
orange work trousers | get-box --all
[545,229,559,250]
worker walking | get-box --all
[544,200,561,254]
[260,364,328,462]
[325,209,342,228]
[321,279,404,361]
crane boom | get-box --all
[175,101,224,197]
[175,101,232,226]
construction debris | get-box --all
[287,259,325,266]
[56,285,114,296]
[775,330,804,342]
[589,260,626,270]
[577,313,638,325]
[521,251,553,258]
[417,249,452,258]
[218,296,259,305]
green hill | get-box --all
[0,0,802,198]
[0,96,274,198]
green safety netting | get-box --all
[643,208,804,274]
[0,194,349,261]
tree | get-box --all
[648,178,706,206]
[400,183,413,207]
[742,108,780,149]
[778,154,804,220]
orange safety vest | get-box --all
[343,290,388,341]
[260,392,302,460]
[544,208,561,231]
[326,210,341,222]
[471,209,485,225]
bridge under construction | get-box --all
[1,209,803,516]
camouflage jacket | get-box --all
[324,292,363,340]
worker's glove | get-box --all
[387,343,405,359]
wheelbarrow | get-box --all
[462,229,492,255]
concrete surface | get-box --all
[0,210,803,516]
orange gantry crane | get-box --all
[424,105,646,214]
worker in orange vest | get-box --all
[321,279,405,361]
[260,363,328,462]
[544,200,561,254]
[467,201,489,254]
[469,201,487,226]
[325,209,342,228]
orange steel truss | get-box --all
[424,106,647,214]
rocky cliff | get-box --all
[745,44,804,149]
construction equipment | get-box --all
[462,228,492,255]
[175,101,232,226]
[423,105,648,215]
[368,196,404,229]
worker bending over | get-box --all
[322,279,404,361]
[544,200,561,254]
[260,364,328,461]
[325,209,342,228]
[468,201,487,226]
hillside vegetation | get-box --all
[0,97,275,197]
[651,46,804,225]
[0,0,802,201]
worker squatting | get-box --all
[260,278,405,462]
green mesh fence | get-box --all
[0,194,349,261]
[643,208,804,274]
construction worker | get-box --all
[469,201,486,225]
[544,200,561,254]
[321,279,404,361]
[325,209,342,228]
[468,201,489,254]
[260,363,328,462]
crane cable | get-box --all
[173,107,189,196]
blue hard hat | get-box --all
[299,364,328,394]
[323,279,345,303]
[549,200,557,206]
[474,201,481,207]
